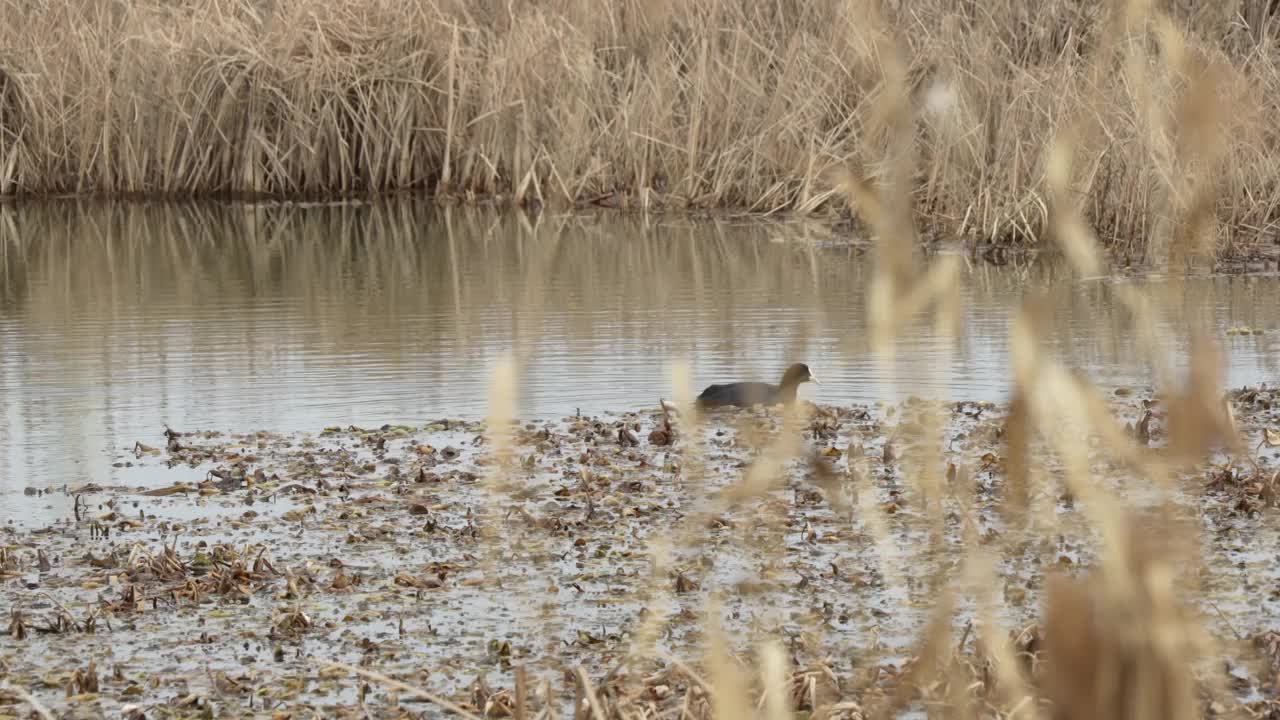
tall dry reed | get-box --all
[0,0,1277,257]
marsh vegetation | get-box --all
[0,0,1278,259]
[4,0,1280,718]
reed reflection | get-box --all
[0,201,1276,514]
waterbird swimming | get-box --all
[694,363,818,410]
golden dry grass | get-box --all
[0,0,1277,258]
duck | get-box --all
[694,363,818,410]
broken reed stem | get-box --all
[515,666,528,720]
[573,667,608,720]
[316,661,482,720]
[1,683,56,720]
[655,650,718,701]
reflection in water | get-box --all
[1,201,1279,511]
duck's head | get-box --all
[781,363,817,386]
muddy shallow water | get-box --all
[3,201,1280,518]
[1,389,1279,718]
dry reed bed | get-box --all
[0,0,1278,257]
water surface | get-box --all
[2,201,1279,521]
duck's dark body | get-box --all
[695,363,816,410]
[696,381,798,409]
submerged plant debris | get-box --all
[3,385,1280,719]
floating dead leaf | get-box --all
[618,426,639,447]
[804,522,818,543]
[1263,427,1280,448]
[575,629,604,645]
[807,449,852,514]
[394,573,441,589]
[281,506,317,522]
[141,484,190,497]
[706,515,735,529]
[674,571,699,593]
[273,607,312,634]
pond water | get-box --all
[2,200,1279,519]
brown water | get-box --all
[2,201,1279,521]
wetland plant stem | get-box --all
[1207,599,1244,641]
[574,666,608,720]
[316,660,482,719]
[1,683,55,720]
[655,651,718,700]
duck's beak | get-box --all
[809,373,820,385]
